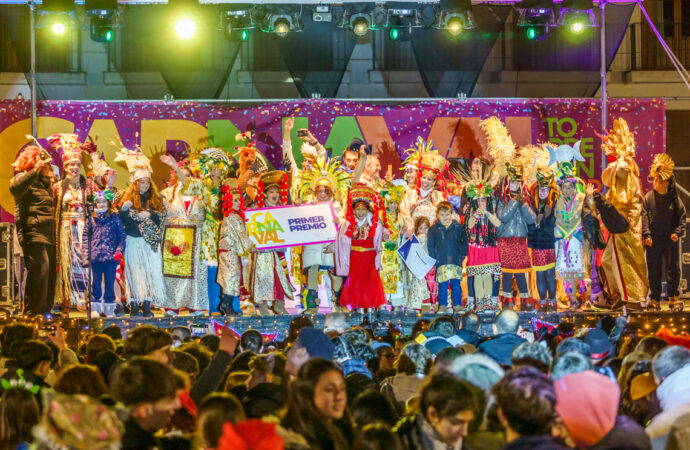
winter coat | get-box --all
[10,168,55,246]
[456,329,482,347]
[642,190,686,242]
[592,415,651,450]
[647,364,690,450]
[81,212,126,264]
[527,203,556,250]
[497,199,535,239]
[477,333,526,367]
[666,411,690,450]
[427,220,468,268]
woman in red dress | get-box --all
[335,183,387,311]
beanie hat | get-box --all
[554,371,620,447]
[296,327,334,361]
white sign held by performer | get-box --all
[245,203,337,250]
[398,235,436,280]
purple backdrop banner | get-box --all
[0,98,665,220]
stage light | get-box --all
[440,11,475,36]
[51,21,67,35]
[241,29,249,40]
[385,3,420,42]
[558,9,599,34]
[90,16,115,42]
[389,27,400,40]
[351,14,371,37]
[273,17,290,37]
[175,17,197,39]
[222,10,253,42]
[516,1,555,41]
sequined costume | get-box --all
[217,211,252,297]
[159,181,209,311]
[403,233,430,310]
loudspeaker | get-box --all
[0,223,15,303]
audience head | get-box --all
[200,334,220,353]
[171,350,200,381]
[124,325,173,363]
[179,342,214,373]
[460,313,480,333]
[584,329,615,362]
[15,340,53,377]
[556,337,592,358]
[554,371,620,448]
[86,334,116,364]
[170,326,192,347]
[652,345,690,384]
[240,329,263,353]
[635,337,668,357]
[449,353,505,391]
[0,324,35,359]
[324,313,348,337]
[197,393,246,449]
[286,327,334,377]
[419,373,476,448]
[398,343,432,376]
[493,310,519,335]
[0,388,39,448]
[511,342,553,373]
[287,316,313,344]
[54,364,109,398]
[110,357,186,432]
[429,316,456,339]
[551,352,593,381]
[351,391,398,428]
[101,325,122,342]
[433,346,464,373]
[492,366,557,437]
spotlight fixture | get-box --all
[516,0,556,41]
[386,2,421,42]
[86,0,119,44]
[557,0,598,34]
[222,9,253,42]
[271,15,292,37]
[350,13,372,37]
[175,17,197,39]
[436,0,474,36]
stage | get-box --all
[2,307,687,345]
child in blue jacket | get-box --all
[82,190,126,318]
[427,201,468,314]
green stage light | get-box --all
[241,29,249,41]
[389,27,400,40]
[526,27,537,40]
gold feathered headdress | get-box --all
[649,153,674,181]
[519,144,554,188]
[449,159,495,199]
[299,156,350,201]
[597,118,639,176]
[480,116,516,177]
[402,137,436,169]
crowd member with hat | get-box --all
[249,170,294,316]
[285,327,335,378]
[584,329,615,364]
[50,133,98,315]
[216,178,252,316]
[643,153,686,312]
[335,183,388,311]
[10,143,57,316]
[115,145,166,317]
[555,370,651,449]
[298,156,349,314]
[647,346,690,449]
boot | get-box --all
[114,303,125,317]
[218,295,232,316]
[104,303,117,318]
[273,301,288,315]
[142,301,154,318]
[231,296,242,315]
[332,291,348,313]
[548,298,558,312]
[458,297,473,313]
[90,302,103,319]
[537,298,548,312]
[130,302,141,317]
[258,303,273,316]
[303,290,319,315]
[522,297,535,312]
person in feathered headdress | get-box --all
[480,118,536,311]
[380,182,407,311]
[334,183,388,311]
[597,118,649,307]
[450,162,501,313]
[115,145,166,317]
[400,138,451,238]
[523,144,558,312]
[216,177,253,316]
[298,156,349,314]
[282,117,328,203]
[156,151,210,316]
[235,131,268,203]
[549,141,588,310]
[249,170,295,316]
[49,133,98,315]
[642,153,686,312]
[10,138,56,316]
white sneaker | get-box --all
[189,310,206,317]
[165,309,178,317]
